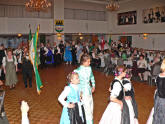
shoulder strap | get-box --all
[112,79,123,86]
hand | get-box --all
[92,87,95,93]
[125,96,132,100]
[80,92,83,100]
[0,80,3,86]
[109,87,111,92]
[21,101,29,114]
[3,69,6,74]
[16,68,18,72]
[119,101,123,110]
[68,103,75,108]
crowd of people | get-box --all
[0,38,164,124]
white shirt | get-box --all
[58,84,79,107]
[110,77,123,98]
[123,78,132,91]
[137,59,147,69]
[2,56,17,67]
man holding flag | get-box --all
[29,26,43,94]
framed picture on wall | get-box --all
[118,11,137,25]
[142,6,165,24]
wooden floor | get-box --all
[4,64,156,124]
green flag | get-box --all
[29,27,43,94]
[109,35,112,45]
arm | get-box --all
[14,56,18,71]
[90,67,95,92]
[2,57,6,74]
[110,81,123,109]
[58,86,75,108]
[21,101,30,124]
[110,96,123,109]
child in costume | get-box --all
[123,70,139,124]
[74,54,95,124]
[58,72,86,124]
[99,66,126,124]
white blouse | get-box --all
[137,59,147,69]
[110,77,123,98]
[123,78,132,91]
[58,84,79,108]
[2,56,17,67]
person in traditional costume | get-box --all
[59,41,65,62]
[0,44,6,81]
[99,66,126,124]
[2,49,18,89]
[45,43,54,65]
[64,43,72,64]
[14,45,23,71]
[74,54,95,124]
[76,42,83,64]
[58,72,86,124]
[147,59,165,124]
[71,41,77,65]
[21,47,33,88]
[39,43,47,69]
[53,42,61,66]
[123,70,139,124]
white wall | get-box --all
[64,0,108,33]
[108,0,165,50]
[0,17,54,34]
[64,19,108,33]
[64,0,105,11]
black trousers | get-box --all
[40,55,46,69]
[22,69,32,87]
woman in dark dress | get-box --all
[71,41,77,65]
[152,59,165,124]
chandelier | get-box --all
[106,0,120,11]
[25,0,52,12]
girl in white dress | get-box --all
[99,66,126,124]
[123,71,139,124]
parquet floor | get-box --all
[3,64,156,124]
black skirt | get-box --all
[137,68,146,73]
[68,103,86,124]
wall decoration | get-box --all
[55,20,64,33]
[118,11,137,25]
[142,6,165,24]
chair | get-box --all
[148,63,161,86]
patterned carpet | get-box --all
[2,64,155,124]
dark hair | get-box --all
[67,72,78,83]
[139,55,144,58]
[80,54,91,65]
[7,48,13,53]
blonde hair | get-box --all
[161,59,165,72]
[67,72,79,83]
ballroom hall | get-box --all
[0,0,165,124]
